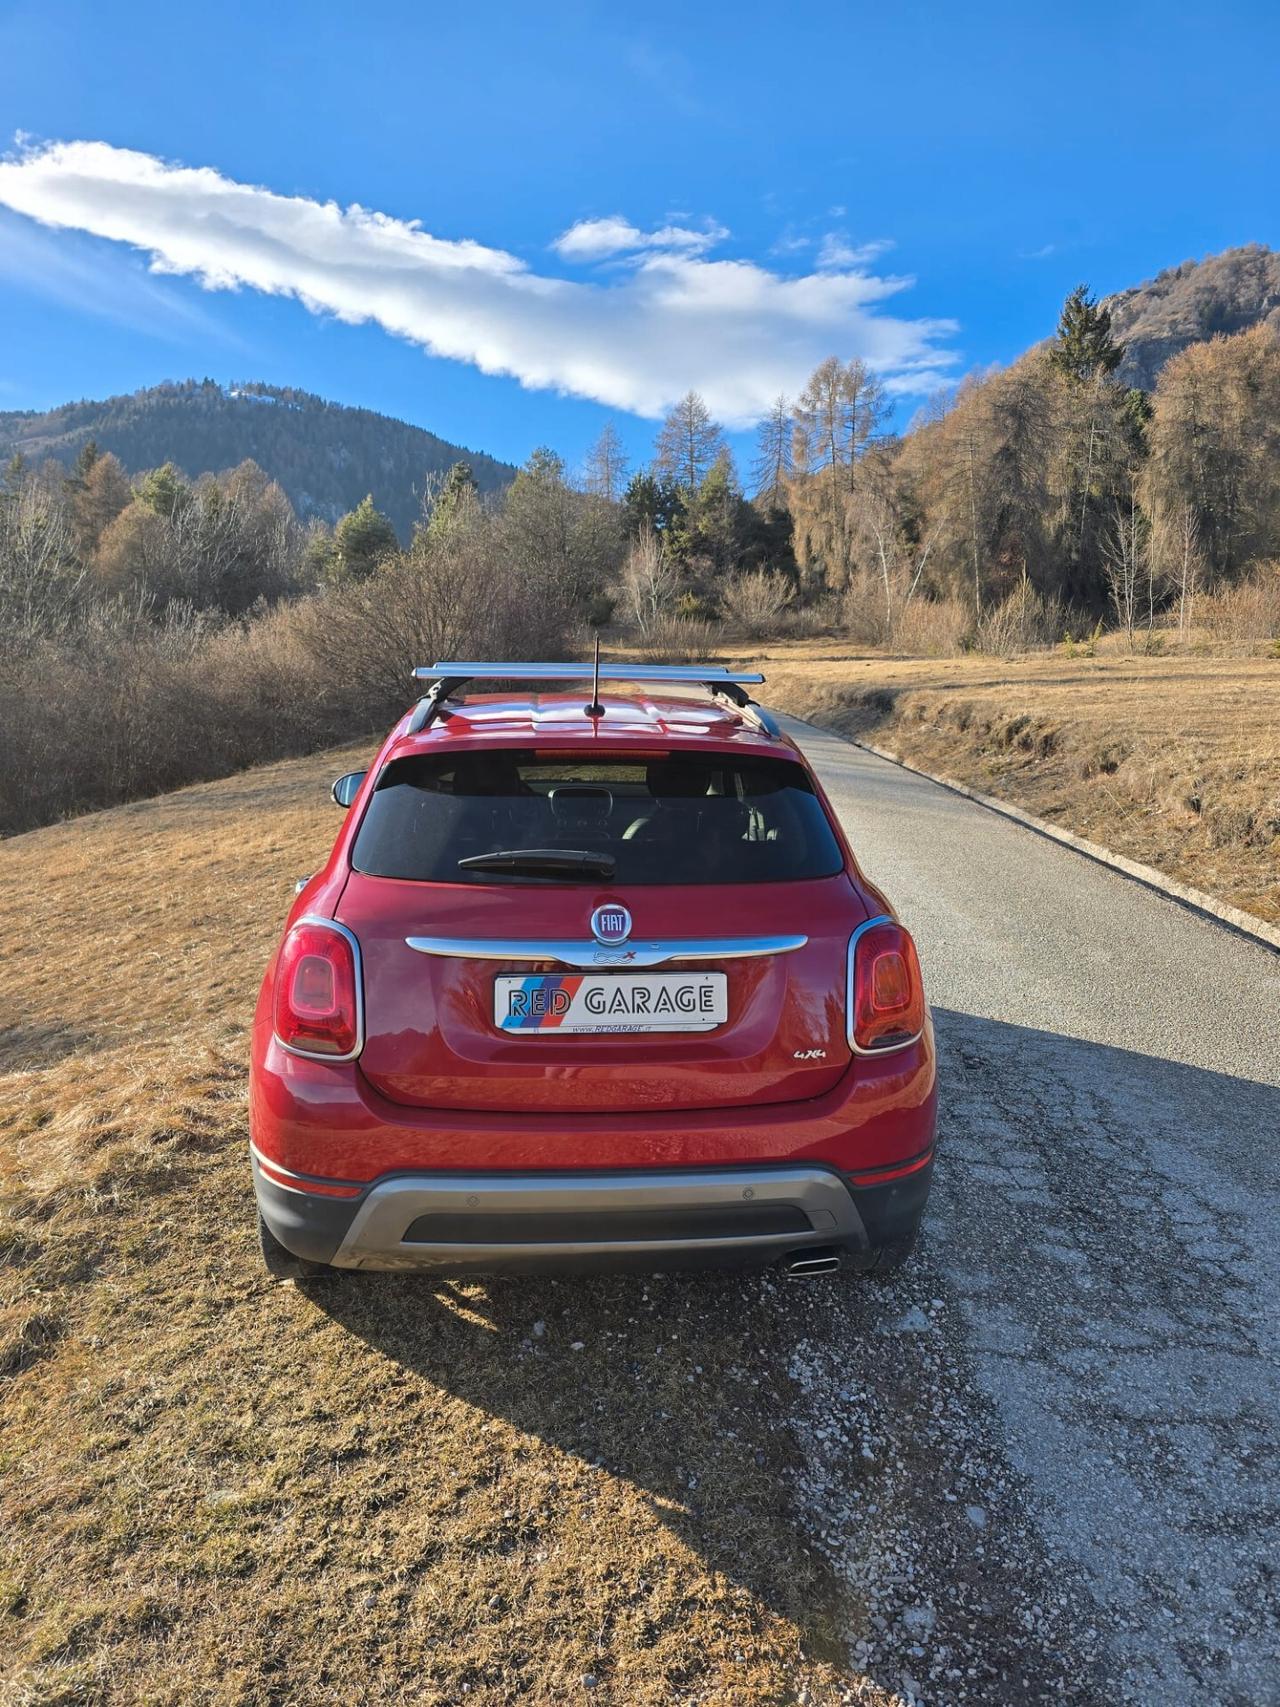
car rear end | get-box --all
[250,667,936,1277]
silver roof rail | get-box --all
[412,662,766,684]
[406,660,779,736]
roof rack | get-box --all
[405,660,780,737]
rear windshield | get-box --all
[352,750,844,885]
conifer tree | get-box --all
[425,461,480,540]
[333,494,397,580]
[135,461,191,519]
[1050,285,1125,384]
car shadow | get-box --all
[303,1009,1280,1697]
[309,1255,859,1668]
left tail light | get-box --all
[848,918,926,1054]
[273,918,363,1060]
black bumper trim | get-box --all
[251,1152,933,1273]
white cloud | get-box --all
[0,207,238,345]
[882,367,957,398]
[552,215,729,259]
[0,140,958,422]
[817,233,896,271]
[769,228,813,257]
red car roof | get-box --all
[387,691,795,759]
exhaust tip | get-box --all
[782,1249,842,1278]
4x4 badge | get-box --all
[590,904,632,946]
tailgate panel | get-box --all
[338,874,861,1114]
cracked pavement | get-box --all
[784,716,1280,1706]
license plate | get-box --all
[494,972,728,1034]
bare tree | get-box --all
[621,524,678,633]
[582,422,629,504]
[1172,503,1203,638]
[0,474,86,640]
[751,395,794,509]
[791,357,891,593]
[793,357,887,477]
[1103,490,1148,644]
[852,455,944,632]
[653,392,725,491]
[840,357,889,475]
[1143,324,1280,580]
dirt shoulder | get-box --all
[755,641,1280,927]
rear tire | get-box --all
[258,1212,332,1282]
[860,1222,920,1278]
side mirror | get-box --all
[331,770,367,809]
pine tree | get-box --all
[688,448,745,576]
[623,471,662,535]
[653,392,725,491]
[426,461,479,540]
[623,470,684,540]
[333,494,398,580]
[1049,285,1125,384]
[135,461,191,519]
[519,447,567,487]
[66,439,101,492]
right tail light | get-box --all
[848,919,926,1053]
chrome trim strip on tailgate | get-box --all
[403,934,808,969]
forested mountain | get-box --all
[0,380,513,539]
[1104,244,1280,390]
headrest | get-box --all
[646,758,714,799]
[449,755,524,796]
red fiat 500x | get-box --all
[249,662,936,1280]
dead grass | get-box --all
[0,745,888,1705]
[756,638,1280,926]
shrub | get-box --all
[674,590,719,624]
[837,579,890,647]
[640,614,720,663]
[974,582,1068,655]
[718,570,795,639]
[0,510,572,838]
[776,598,840,640]
[889,597,969,657]
[1196,565,1280,644]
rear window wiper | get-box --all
[457,848,617,879]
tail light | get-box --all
[848,918,926,1054]
[273,918,363,1059]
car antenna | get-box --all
[585,634,604,719]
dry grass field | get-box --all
[758,640,1280,926]
[0,750,892,1707]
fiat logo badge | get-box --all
[590,904,632,946]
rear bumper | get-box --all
[251,1146,932,1275]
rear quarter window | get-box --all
[351,749,844,885]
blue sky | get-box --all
[0,0,1276,477]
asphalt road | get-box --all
[781,715,1280,1707]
